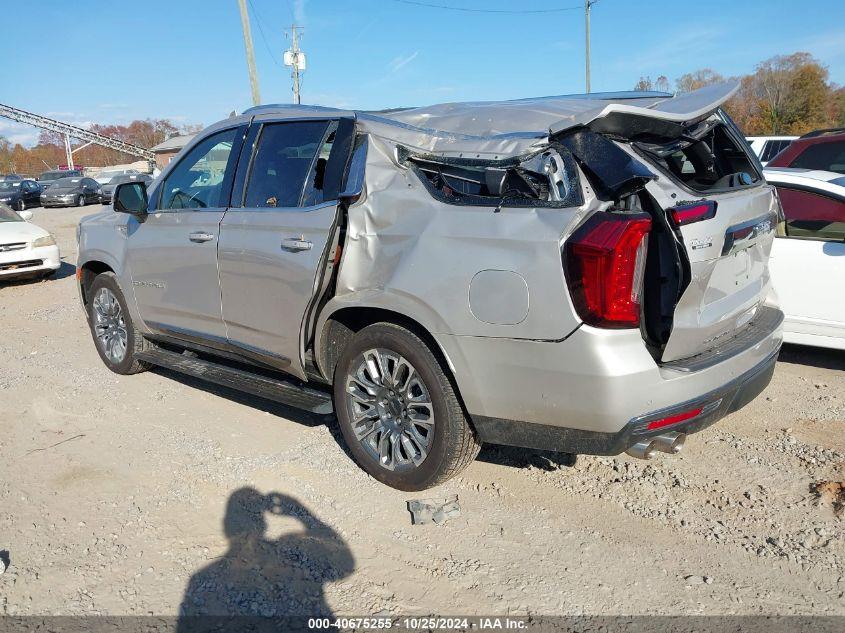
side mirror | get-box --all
[114,181,148,214]
[19,210,33,221]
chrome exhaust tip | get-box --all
[626,440,657,460]
[652,432,686,455]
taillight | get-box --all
[670,200,717,226]
[564,212,651,329]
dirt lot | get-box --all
[1,205,843,618]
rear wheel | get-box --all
[87,273,150,375]
[334,323,480,491]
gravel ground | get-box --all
[0,205,843,617]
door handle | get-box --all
[189,232,215,243]
[281,237,312,252]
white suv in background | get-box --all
[747,136,798,165]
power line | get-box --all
[389,0,582,13]
[247,0,284,68]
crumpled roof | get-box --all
[357,91,669,156]
[370,91,669,139]
[244,82,739,158]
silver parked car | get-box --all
[77,82,783,491]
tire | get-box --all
[87,272,151,375]
[333,323,480,491]
[76,194,85,207]
[16,199,25,212]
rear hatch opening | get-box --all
[557,109,778,365]
[631,114,763,194]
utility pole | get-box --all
[237,0,261,106]
[285,25,306,105]
[584,0,596,93]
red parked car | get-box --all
[767,128,845,174]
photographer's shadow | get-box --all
[179,487,354,624]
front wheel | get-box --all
[16,199,25,212]
[76,194,85,207]
[87,273,150,375]
[334,323,480,491]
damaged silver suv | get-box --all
[77,82,783,491]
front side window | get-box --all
[776,185,845,241]
[161,128,239,210]
[243,121,329,209]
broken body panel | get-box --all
[315,81,781,445]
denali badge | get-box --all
[689,237,713,250]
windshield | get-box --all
[0,203,22,222]
[98,171,121,180]
[0,181,22,190]
[53,177,81,190]
[108,175,131,185]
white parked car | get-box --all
[0,204,61,280]
[747,136,798,166]
[765,168,845,350]
[94,169,141,186]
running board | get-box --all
[136,348,334,415]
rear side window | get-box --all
[776,185,845,241]
[244,121,329,208]
[791,143,845,174]
[301,121,338,207]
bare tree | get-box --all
[676,68,725,93]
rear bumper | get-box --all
[472,345,778,455]
[439,306,783,454]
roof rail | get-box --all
[799,127,845,139]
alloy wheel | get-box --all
[345,348,435,471]
[92,287,128,364]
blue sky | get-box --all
[2,0,844,146]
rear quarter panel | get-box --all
[329,135,587,341]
